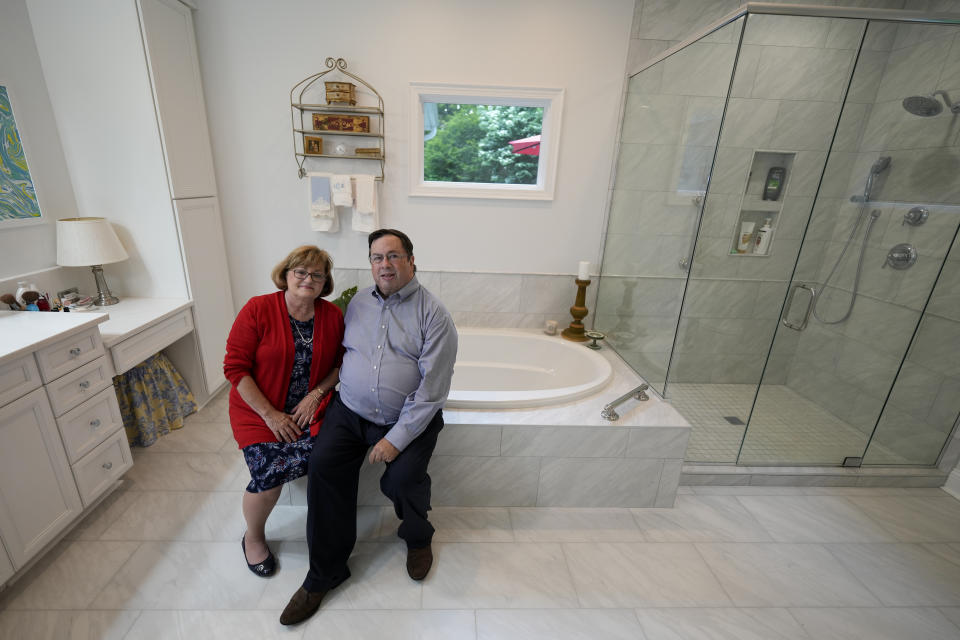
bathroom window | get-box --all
[409,83,564,200]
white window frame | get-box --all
[409,82,564,200]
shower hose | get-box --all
[811,208,881,325]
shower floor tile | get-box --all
[667,383,908,465]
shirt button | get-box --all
[373,365,377,370]
[377,345,382,349]
[371,388,375,392]
[381,325,385,329]
[375,408,379,413]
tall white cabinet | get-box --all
[27,0,235,402]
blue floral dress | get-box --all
[242,316,315,493]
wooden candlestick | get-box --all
[561,278,591,342]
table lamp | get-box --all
[56,217,129,306]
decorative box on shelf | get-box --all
[325,81,356,105]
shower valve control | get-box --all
[883,243,917,270]
[902,207,928,226]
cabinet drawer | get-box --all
[0,354,41,408]
[46,356,115,417]
[111,309,194,375]
[72,429,132,507]
[35,327,105,384]
[56,386,123,463]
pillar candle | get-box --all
[578,261,590,280]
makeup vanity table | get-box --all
[0,297,196,587]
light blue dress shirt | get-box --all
[338,276,458,451]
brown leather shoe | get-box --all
[406,544,433,581]
[279,586,328,625]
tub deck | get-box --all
[284,339,691,509]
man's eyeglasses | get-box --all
[369,252,409,265]
[291,268,326,282]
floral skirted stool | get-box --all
[113,352,197,447]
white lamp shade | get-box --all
[57,217,129,266]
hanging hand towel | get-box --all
[331,174,353,207]
[352,175,379,232]
[308,174,338,232]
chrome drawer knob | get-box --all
[102,461,113,470]
[90,419,101,428]
[79,380,90,390]
[69,347,82,357]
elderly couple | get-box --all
[223,228,458,626]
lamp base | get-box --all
[91,265,120,306]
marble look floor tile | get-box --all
[827,543,960,606]
[420,507,514,542]
[922,544,960,568]
[735,495,896,542]
[1,540,139,610]
[635,607,810,640]
[631,495,773,542]
[0,610,141,640]
[124,452,247,492]
[91,541,269,610]
[303,610,475,640]
[98,491,244,541]
[563,542,731,608]
[255,541,312,611]
[844,497,960,542]
[510,508,644,542]
[127,609,307,639]
[321,543,422,610]
[422,542,578,609]
[63,482,140,541]
[690,486,810,496]
[695,543,880,607]
[788,607,960,640]
[144,420,233,453]
[477,609,643,640]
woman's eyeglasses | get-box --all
[291,268,326,282]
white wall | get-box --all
[25,0,188,299]
[192,0,634,305]
[0,0,79,281]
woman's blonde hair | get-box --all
[270,245,334,297]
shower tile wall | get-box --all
[668,14,862,387]
[781,21,960,465]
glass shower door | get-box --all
[737,19,960,466]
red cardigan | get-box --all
[224,291,344,448]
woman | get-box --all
[224,246,344,577]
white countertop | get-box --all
[0,310,107,364]
[0,297,193,364]
[95,298,192,347]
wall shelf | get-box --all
[290,58,384,181]
[729,150,795,257]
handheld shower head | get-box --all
[871,156,891,175]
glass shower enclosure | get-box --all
[596,5,960,468]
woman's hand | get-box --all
[290,389,323,430]
[264,408,301,443]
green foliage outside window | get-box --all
[423,104,543,185]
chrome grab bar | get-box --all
[601,383,649,421]
[781,282,816,331]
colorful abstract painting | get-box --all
[0,85,42,223]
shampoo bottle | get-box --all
[737,221,755,253]
[755,218,773,255]
[762,167,786,201]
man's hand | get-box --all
[369,437,400,464]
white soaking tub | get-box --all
[446,328,613,409]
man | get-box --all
[280,228,458,626]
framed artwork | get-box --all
[304,136,323,155]
[0,85,43,227]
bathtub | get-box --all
[446,328,613,409]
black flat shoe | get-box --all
[241,533,277,577]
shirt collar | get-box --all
[372,275,420,303]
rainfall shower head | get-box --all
[902,90,960,117]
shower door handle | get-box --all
[781,283,816,331]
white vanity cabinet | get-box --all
[0,313,132,579]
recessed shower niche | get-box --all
[730,150,795,257]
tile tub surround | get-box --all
[329,269,600,331]
[284,338,690,509]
